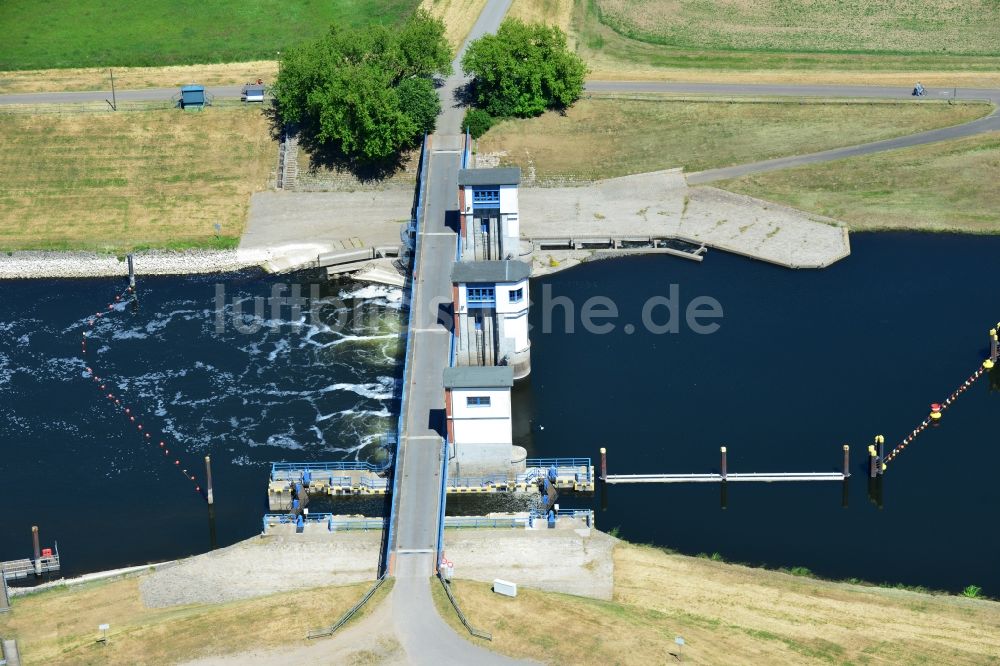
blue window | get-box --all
[467,396,491,407]
[467,285,495,305]
[473,189,500,205]
[508,288,523,304]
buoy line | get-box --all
[80,282,206,500]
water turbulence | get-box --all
[0,271,405,577]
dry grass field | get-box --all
[596,0,1000,56]
[720,132,1000,233]
[477,96,989,183]
[0,106,275,252]
[0,576,390,665]
[420,0,491,49]
[434,542,1000,665]
[0,61,279,95]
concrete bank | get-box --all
[0,249,270,280]
[9,527,613,609]
[519,169,851,275]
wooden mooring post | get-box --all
[31,526,40,575]
[991,327,998,363]
[843,445,850,477]
[720,446,727,480]
[599,447,607,482]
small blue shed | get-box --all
[179,85,206,109]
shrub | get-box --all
[463,108,494,138]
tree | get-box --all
[461,19,587,118]
[273,11,451,162]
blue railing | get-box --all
[445,473,509,487]
[526,457,592,468]
[385,133,430,570]
[262,509,594,534]
[271,461,389,477]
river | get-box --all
[1,233,997,594]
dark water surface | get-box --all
[0,270,402,578]
[523,233,1000,594]
[2,234,997,594]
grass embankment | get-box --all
[433,542,1000,665]
[0,0,420,70]
[477,96,990,182]
[720,132,1000,234]
[507,0,1000,86]
[0,106,274,252]
[0,576,393,665]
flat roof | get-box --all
[452,260,530,284]
[458,167,520,187]
[443,365,514,389]
[181,85,205,92]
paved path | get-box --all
[384,0,525,662]
[584,82,1000,183]
[0,85,244,105]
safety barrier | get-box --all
[436,573,492,641]
[883,335,997,469]
[307,574,389,639]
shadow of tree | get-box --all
[298,132,412,183]
[263,101,413,184]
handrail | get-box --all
[271,461,390,473]
[307,574,389,639]
[384,133,430,571]
[436,573,492,641]
[525,457,592,467]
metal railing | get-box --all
[437,573,491,640]
[446,516,524,529]
[384,133,430,570]
[308,574,389,639]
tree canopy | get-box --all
[273,11,451,162]
[461,19,587,119]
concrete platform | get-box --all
[520,169,850,270]
[240,191,411,272]
[138,524,614,607]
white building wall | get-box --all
[451,387,511,419]
[493,279,529,315]
[499,185,518,216]
[454,419,512,445]
[450,386,513,445]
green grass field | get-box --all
[0,0,420,70]
[720,132,1000,233]
[477,96,990,183]
[595,0,1000,56]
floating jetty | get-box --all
[1,526,60,601]
[268,457,595,510]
